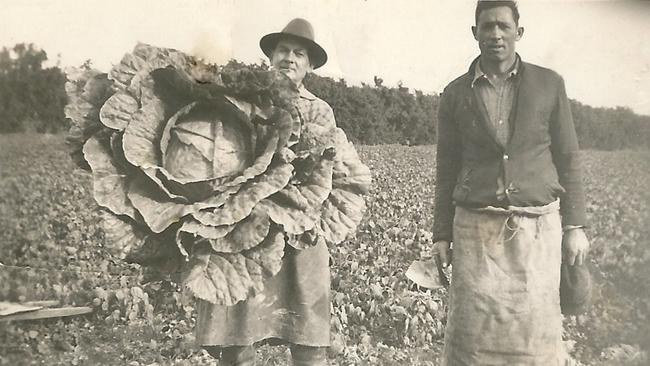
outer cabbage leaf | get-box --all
[110,43,189,91]
[177,207,270,254]
[100,211,149,259]
[260,149,335,236]
[192,163,294,227]
[316,130,371,244]
[126,174,231,233]
[220,68,299,111]
[99,92,139,130]
[318,189,367,244]
[182,227,285,306]
[65,70,114,169]
[69,69,113,105]
[109,52,147,91]
[126,174,194,233]
[83,135,137,219]
[331,131,372,194]
[178,219,234,240]
[122,77,166,170]
[205,207,270,253]
[111,44,221,103]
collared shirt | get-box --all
[472,57,520,146]
[298,84,317,101]
[472,57,520,201]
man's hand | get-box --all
[563,228,589,265]
[433,240,452,268]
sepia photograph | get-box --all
[1,0,649,365]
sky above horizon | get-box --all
[1,0,649,115]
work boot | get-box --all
[290,344,328,366]
[204,345,256,366]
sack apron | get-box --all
[195,240,331,347]
[442,200,569,366]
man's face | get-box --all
[472,6,523,65]
[270,38,313,85]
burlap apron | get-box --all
[442,200,568,366]
[195,240,331,347]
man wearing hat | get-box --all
[432,1,590,365]
[195,18,334,366]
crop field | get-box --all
[1,134,649,365]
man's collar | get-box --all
[298,84,317,101]
[471,55,521,87]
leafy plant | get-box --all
[64,43,371,306]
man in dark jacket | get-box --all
[432,1,589,365]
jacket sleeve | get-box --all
[433,88,462,242]
[549,75,587,227]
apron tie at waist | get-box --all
[464,200,560,243]
[465,199,560,217]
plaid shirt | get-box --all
[291,85,336,148]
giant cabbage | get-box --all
[65,44,371,305]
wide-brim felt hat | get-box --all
[260,18,328,69]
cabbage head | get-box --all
[65,44,371,305]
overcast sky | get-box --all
[1,0,649,115]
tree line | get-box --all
[0,44,67,133]
[304,72,650,150]
[0,43,648,150]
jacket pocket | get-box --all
[452,168,473,202]
[545,180,566,199]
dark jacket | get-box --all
[433,56,587,242]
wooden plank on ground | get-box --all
[0,307,93,322]
[23,300,60,308]
[0,301,42,317]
